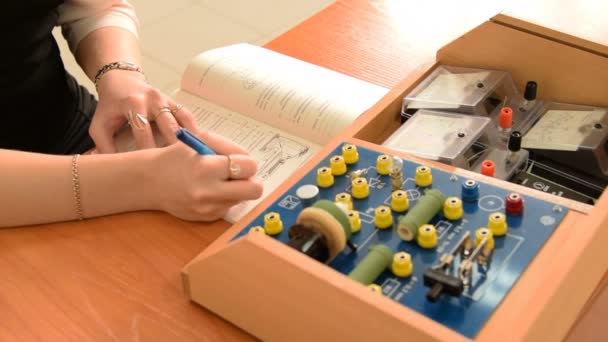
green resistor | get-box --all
[397,189,446,241]
[348,244,393,285]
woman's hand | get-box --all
[144,131,264,221]
[91,70,200,153]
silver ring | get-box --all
[151,107,173,121]
[227,155,241,179]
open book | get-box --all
[120,43,388,222]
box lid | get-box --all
[492,6,608,57]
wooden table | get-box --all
[2,1,607,340]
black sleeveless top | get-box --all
[1,1,96,154]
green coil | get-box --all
[313,199,352,239]
[397,189,446,241]
[348,244,393,285]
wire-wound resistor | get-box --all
[348,244,393,285]
[397,189,446,241]
[342,144,359,164]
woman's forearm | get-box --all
[75,26,142,82]
[0,149,154,227]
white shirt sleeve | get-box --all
[57,0,140,52]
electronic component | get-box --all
[487,212,508,236]
[249,226,266,235]
[348,210,362,233]
[342,144,359,164]
[384,110,491,169]
[522,105,608,179]
[415,165,433,187]
[290,200,353,263]
[506,192,524,215]
[417,224,438,249]
[352,177,370,199]
[390,157,404,191]
[397,189,446,241]
[498,107,513,143]
[390,190,409,212]
[296,184,320,208]
[374,206,393,229]
[391,252,413,278]
[348,244,393,285]
[317,166,334,188]
[521,81,538,112]
[443,197,463,220]
[423,233,471,302]
[474,227,494,252]
[461,179,480,202]
[480,160,495,177]
[264,212,283,235]
[330,155,347,176]
[335,192,353,210]
[376,154,392,175]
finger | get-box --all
[152,106,180,145]
[218,179,264,201]
[224,154,258,180]
[89,116,121,154]
[127,110,155,149]
[169,102,200,133]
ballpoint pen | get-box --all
[176,128,217,155]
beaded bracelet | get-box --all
[71,154,84,221]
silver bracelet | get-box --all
[94,61,145,90]
[71,154,84,221]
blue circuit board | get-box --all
[234,143,568,338]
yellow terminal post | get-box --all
[263,212,283,235]
[443,197,463,220]
[391,190,409,212]
[342,144,359,164]
[367,284,383,295]
[475,227,495,251]
[374,205,393,229]
[330,155,347,176]
[352,177,370,199]
[335,192,353,210]
[417,224,438,249]
[348,210,362,233]
[391,252,413,277]
[488,212,508,236]
[316,166,334,188]
[376,154,393,175]
[249,226,266,235]
[415,165,433,187]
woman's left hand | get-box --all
[90,70,200,153]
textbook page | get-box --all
[173,91,320,223]
[180,43,388,145]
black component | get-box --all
[346,240,358,252]
[287,224,330,262]
[423,268,464,302]
[594,123,603,130]
[457,132,466,138]
[508,131,522,152]
[524,81,537,101]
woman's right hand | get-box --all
[144,131,264,221]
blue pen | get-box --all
[176,128,216,155]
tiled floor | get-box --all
[54,0,335,96]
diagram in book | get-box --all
[256,134,310,180]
